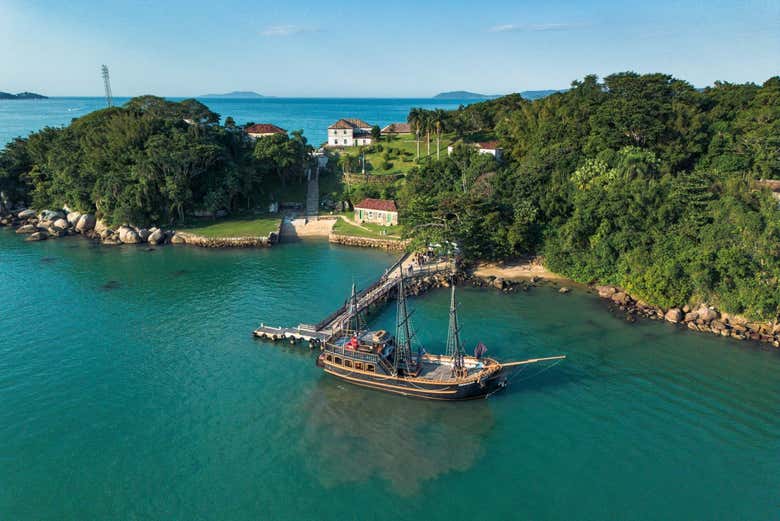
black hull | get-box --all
[317,359,507,400]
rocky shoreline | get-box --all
[1,207,279,248]
[593,285,780,348]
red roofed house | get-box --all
[245,123,287,139]
[328,118,373,147]
[447,140,503,161]
[354,198,398,226]
[381,122,412,135]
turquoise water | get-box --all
[0,97,472,147]
[1,230,778,520]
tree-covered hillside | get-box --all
[0,96,311,226]
[401,73,780,319]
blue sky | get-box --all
[1,0,778,97]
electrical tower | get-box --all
[101,65,113,107]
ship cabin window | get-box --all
[325,354,332,362]
[334,356,342,365]
[344,360,353,368]
[366,363,375,372]
[354,362,363,371]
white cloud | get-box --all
[489,23,587,33]
[261,25,319,37]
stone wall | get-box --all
[172,232,272,248]
[328,233,409,251]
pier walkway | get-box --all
[253,253,454,346]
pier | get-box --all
[253,253,454,346]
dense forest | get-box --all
[400,73,780,320]
[0,96,311,226]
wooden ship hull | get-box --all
[316,353,508,400]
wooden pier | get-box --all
[253,253,454,347]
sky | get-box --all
[1,0,778,97]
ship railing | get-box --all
[327,345,379,363]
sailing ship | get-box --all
[315,274,565,400]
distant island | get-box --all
[434,89,565,100]
[0,91,47,100]
[433,91,501,100]
[199,91,266,99]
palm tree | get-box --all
[433,109,446,159]
[423,111,432,156]
[407,108,422,159]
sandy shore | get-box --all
[280,218,335,238]
[473,257,573,283]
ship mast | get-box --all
[347,282,362,333]
[446,284,466,377]
[393,272,417,375]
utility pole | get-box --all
[101,65,113,107]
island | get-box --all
[199,91,266,99]
[433,91,500,99]
[0,91,47,100]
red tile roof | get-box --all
[329,118,372,130]
[245,123,286,135]
[477,141,501,150]
[354,198,398,212]
[381,122,411,133]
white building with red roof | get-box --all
[447,140,503,161]
[353,198,398,226]
[328,118,373,147]
[245,123,287,139]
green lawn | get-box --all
[338,133,455,176]
[179,216,281,238]
[332,218,403,240]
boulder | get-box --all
[47,226,66,237]
[148,228,165,245]
[40,209,66,222]
[99,228,114,240]
[66,211,82,226]
[118,227,142,244]
[17,209,36,220]
[138,228,150,242]
[170,233,186,244]
[696,305,719,322]
[611,292,630,305]
[684,312,698,322]
[664,308,683,323]
[492,277,505,290]
[75,213,96,232]
[94,219,109,234]
[596,285,617,299]
[26,231,48,241]
[15,224,37,234]
[559,287,571,294]
[53,218,69,230]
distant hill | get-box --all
[434,91,500,100]
[520,89,566,100]
[0,91,48,100]
[199,91,266,99]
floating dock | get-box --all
[253,253,454,347]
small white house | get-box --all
[447,141,503,161]
[327,118,373,147]
[354,198,398,226]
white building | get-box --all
[447,141,503,161]
[327,118,373,147]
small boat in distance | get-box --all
[316,274,565,400]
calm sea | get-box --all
[0,231,778,520]
[0,97,474,147]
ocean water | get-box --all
[0,97,473,147]
[1,230,778,520]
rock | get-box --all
[682,305,690,313]
[100,228,114,240]
[493,277,505,290]
[696,306,719,322]
[138,228,150,242]
[26,231,48,241]
[17,209,36,220]
[53,218,69,229]
[684,312,698,322]
[773,323,780,336]
[40,209,66,222]
[75,213,96,232]
[15,224,37,234]
[611,292,630,305]
[66,211,82,226]
[94,219,109,234]
[710,320,726,332]
[148,228,165,245]
[170,233,186,244]
[47,226,66,237]
[665,308,684,323]
[559,287,571,294]
[118,227,141,244]
[596,285,616,299]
